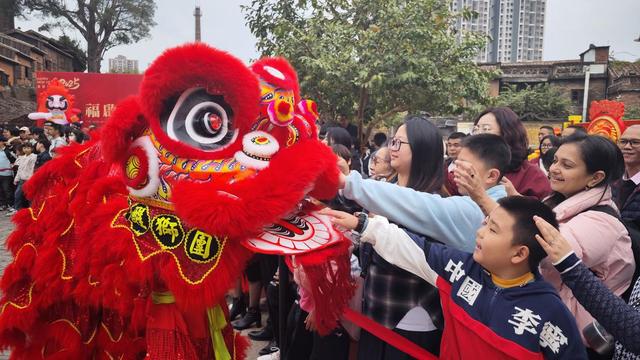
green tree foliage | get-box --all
[22,0,156,72]
[243,0,493,140]
[493,84,570,121]
[55,35,87,72]
[624,105,640,120]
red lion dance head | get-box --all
[0,44,351,359]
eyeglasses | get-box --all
[472,124,494,135]
[389,138,409,151]
[372,154,391,165]
[618,139,640,148]
[540,143,554,149]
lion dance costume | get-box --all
[0,44,354,359]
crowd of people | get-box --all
[0,121,89,216]
[3,108,638,359]
[230,107,639,360]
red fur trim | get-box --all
[99,96,148,164]
[172,139,339,239]
[159,242,253,313]
[251,57,301,102]
[141,43,260,160]
[307,147,341,200]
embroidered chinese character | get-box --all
[539,322,568,354]
[508,306,541,335]
[126,204,150,235]
[184,229,222,263]
[156,217,179,242]
[189,231,212,259]
[130,207,146,228]
[151,214,184,248]
[456,276,482,306]
[444,259,465,282]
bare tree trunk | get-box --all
[355,86,369,144]
[86,39,102,73]
[363,105,408,141]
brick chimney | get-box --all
[194,6,202,42]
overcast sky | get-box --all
[15,0,640,72]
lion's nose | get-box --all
[234,131,280,170]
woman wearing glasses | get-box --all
[530,135,561,176]
[368,146,397,182]
[351,116,447,360]
[473,107,552,200]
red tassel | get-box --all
[289,239,355,336]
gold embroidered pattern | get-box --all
[110,206,228,286]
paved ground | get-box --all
[0,212,268,360]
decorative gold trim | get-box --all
[0,282,35,314]
[57,247,72,280]
[49,318,97,344]
[28,200,46,221]
[0,243,37,314]
[68,182,79,196]
[14,242,37,258]
[88,275,100,286]
[110,208,228,285]
[61,218,74,236]
[101,322,124,343]
[74,147,91,168]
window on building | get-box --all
[571,89,584,105]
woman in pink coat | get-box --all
[540,134,635,355]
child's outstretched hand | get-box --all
[319,208,358,230]
[533,215,573,263]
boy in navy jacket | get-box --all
[327,196,586,359]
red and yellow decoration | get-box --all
[0,43,349,360]
[586,100,627,142]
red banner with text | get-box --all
[35,71,143,128]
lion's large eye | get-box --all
[160,88,237,151]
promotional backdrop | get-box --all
[35,72,143,128]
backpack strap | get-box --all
[586,205,640,302]
[585,204,619,219]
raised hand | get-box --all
[533,215,573,263]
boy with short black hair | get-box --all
[343,196,587,359]
[337,134,511,252]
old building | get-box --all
[0,29,76,87]
[609,62,640,109]
[4,29,75,73]
[481,45,622,117]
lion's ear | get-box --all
[100,96,148,164]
